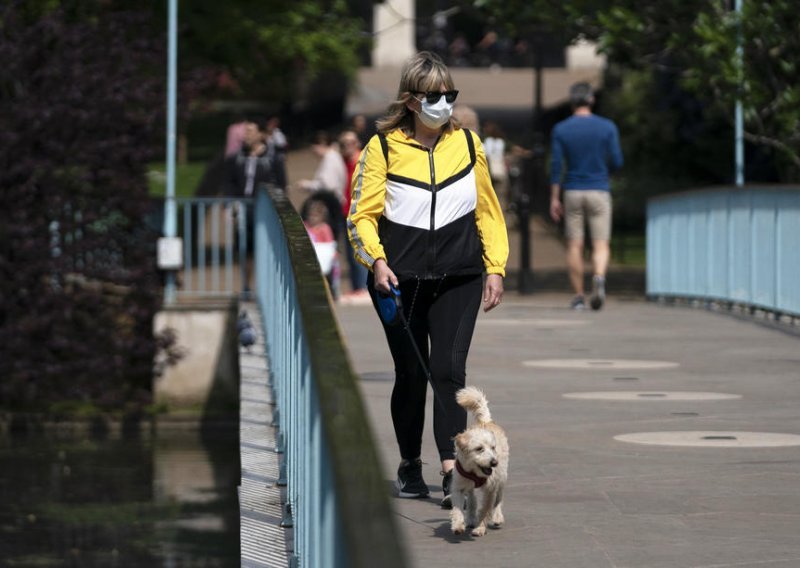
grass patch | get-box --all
[147,162,206,198]
[612,233,646,266]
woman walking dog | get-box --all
[346,51,508,508]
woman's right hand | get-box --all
[373,259,398,294]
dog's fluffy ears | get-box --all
[454,429,496,453]
[454,432,468,452]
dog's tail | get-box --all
[456,386,492,425]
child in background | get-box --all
[302,199,340,299]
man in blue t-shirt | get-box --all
[550,82,623,310]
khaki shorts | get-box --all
[563,190,612,241]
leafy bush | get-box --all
[0,2,177,411]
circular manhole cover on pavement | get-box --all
[614,431,800,448]
[523,359,679,370]
[563,391,741,401]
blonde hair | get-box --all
[375,51,459,136]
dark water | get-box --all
[0,425,239,567]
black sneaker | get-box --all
[590,275,605,311]
[440,469,453,509]
[395,459,429,498]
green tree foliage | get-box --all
[591,0,799,177]
[473,0,799,181]
[170,0,369,102]
[686,2,800,176]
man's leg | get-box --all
[587,191,612,310]
[563,191,587,308]
[566,240,585,297]
[591,239,610,278]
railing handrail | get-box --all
[255,185,407,567]
[174,195,253,204]
[647,184,800,317]
[647,183,800,203]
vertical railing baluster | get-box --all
[183,201,192,294]
[198,202,206,293]
[225,200,233,293]
[239,201,248,295]
[211,201,220,292]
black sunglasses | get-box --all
[414,90,459,104]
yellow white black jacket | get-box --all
[347,127,508,281]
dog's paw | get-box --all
[470,524,486,537]
[451,509,466,535]
[491,510,504,528]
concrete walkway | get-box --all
[334,294,800,568]
[285,144,800,566]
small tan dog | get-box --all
[450,386,509,537]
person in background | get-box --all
[226,120,275,295]
[224,120,248,158]
[549,82,623,311]
[350,114,371,148]
[303,199,340,298]
[482,121,509,210]
[337,130,370,304]
[265,116,288,189]
[452,103,480,134]
[347,51,508,509]
[297,131,347,243]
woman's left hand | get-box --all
[483,274,504,312]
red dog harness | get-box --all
[455,459,488,488]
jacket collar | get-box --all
[387,127,458,149]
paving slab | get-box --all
[334,293,800,568]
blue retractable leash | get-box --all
[377,284,448,415]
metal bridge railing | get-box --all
[647,185,800,318]
[253,185,407,568]
[170,196,252,298]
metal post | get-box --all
[518,42,543,294]
[735,0,744,187]
[163,0,178,303]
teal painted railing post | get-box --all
[162,0,178,304]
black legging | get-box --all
[368,273,482,462]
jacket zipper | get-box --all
[426,146,437,277]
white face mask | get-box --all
[415,96,453,129]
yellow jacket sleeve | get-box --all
[471,131,509,277]
[347,135,388,270]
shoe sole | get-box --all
[590,296,604,310]
[440,495,452,509]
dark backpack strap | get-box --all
[378,132,389,166]
[463,128,476,166]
